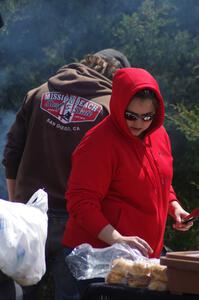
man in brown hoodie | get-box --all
[2,48,130,299]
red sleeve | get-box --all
[163,127,178,203]
[66,131,115,238]
[168,185,178,203]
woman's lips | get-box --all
[131,127,142,131]
[130,127,143,135]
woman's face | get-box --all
[125,97,156,137]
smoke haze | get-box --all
[0,111,15,199]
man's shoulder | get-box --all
[25,82,48,103]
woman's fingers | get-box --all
[136,237,153,253]
[173,221,193,231]
[126,236,153,257]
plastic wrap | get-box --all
[65,243,150,280]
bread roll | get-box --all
[106,257,133,284]
[106,258,168,291]
[128,275,150,288]
[106,271,127,284]
[128,261,150,277]
[149,264,167,282]
[111,258,133,275]
[148,280,168,291]
[127,261,150,288]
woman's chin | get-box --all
[130,128,143,136]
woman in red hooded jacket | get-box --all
[60,68,192,300]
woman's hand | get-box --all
[169,200,193,231]
[98,224,153,257]
[115,235,153,257]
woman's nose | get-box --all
[133,118,143,127]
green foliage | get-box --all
[109,1,199,251]
[169,104,199,141]
[165,104,199,251]
[113,0,175,69]
[165,217,199,251]
[112,0,199,106]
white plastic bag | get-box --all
[0,189,48,286]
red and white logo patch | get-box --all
[40,92,102,124]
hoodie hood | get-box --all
[110,68,165,139]
[94,48,131,68]
[48,63,112,110]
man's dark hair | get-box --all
[80,48,131,80]
[80,54,121,80]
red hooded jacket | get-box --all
[62,68,177,257]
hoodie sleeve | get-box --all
[2,94,32,179]
[168,185,178,203]
[66,130,115,238]
[163,127,178,203]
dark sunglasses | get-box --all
[124,111,155,122]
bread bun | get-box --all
[149,264,167,282]
[127,261,150,288]
[128,261,150,276]
[128,275,150,288]
[111,258,133,275]
[106,271,127,284]
[106,257,168,291]
[106,258,133,284]
[148,280,168,291]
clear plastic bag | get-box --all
[66,243,148,280]
[0,189,48,286]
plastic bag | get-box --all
[105,256,165,290]
[0,189,48,286]
[66,243,150,280]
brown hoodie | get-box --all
[2,63,112,210]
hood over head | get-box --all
[94,48,131,68]
[110,68,165,139]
